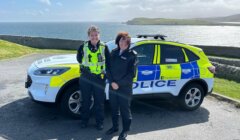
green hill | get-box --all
[126,17,215,25]
[198,14,240,22]
[126,14,240,25]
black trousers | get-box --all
[79,73,105,124]
[109,85,132,132]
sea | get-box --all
[0,22,240,47]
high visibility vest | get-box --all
[81,42,106,74]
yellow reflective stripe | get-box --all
[49,64,80,87]
[153,45,161,64]
[182,48,189,62]
[197,60,213,78]
[82,42,106,74]
[50,76,64,87]
[82,42,89,66]
[153,45,158,64]
[157,45,160,64]
[160,64,181,80]
[136,41,202,56]
[133,68,138,82]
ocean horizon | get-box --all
[0,22,240,47]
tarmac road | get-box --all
[0,54,240,140]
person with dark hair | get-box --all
[106,32,138,140]
[76,25,110,130]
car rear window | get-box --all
[160,44,185,64]
[184,48,200,62]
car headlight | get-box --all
[34,67,70,76]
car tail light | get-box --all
[208,66,216,74]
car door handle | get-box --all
[141,70,153,75]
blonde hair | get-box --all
[87,25,100,36]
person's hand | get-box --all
[111,82,119,90]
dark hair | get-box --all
[115,32,131,48]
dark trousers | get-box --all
[79,73,105,124]
[109,85,132,132]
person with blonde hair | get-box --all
[76,25,110,130]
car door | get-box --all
[132,44,160,95]
[159,43,189,96]
[160,44,184,80]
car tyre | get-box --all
[178,83,205,111]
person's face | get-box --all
[89,31,99,46]
[119,37,129,50]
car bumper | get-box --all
[206,88,213,96]
[25,63,60,103]
[26,80,60,103]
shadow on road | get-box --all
[0,97,209,140]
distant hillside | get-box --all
[126,14,240,25]
[198,14,240,22]
[126,18,215,25]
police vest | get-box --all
[81,42,106,74]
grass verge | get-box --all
[214,78,240,101]
[0,39,76,60]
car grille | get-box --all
[25,75,32,88]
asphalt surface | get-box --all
[0,54,240,140]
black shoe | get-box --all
[96,123,104,131]
[105,127,119,135]
[80,122,88,128]
[118,131,128,140]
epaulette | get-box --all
[129,49,137,55]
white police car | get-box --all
[25,34,215,118]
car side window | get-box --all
[132,44,154,65]
[160,44,185,64]
[184,48,200,62]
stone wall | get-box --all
[0,35,83,50]
[209,57,240,67]
[209,57,240,82]
[0,35,240,59]
[195,45,240,59]
[211,62,240,82]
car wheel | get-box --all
[60,85,82,118]
[60,85,93,119]
[178,83,205,111]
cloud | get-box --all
[44,8,49,12]
[39,0,51,6]
[39,10,44,15]
[90,0,240,21]
[138,6,152,11]
[3,0,240,22]
[56,2,63,7]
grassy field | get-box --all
[0,39,239,101]
[0,39,76,60]
[214,78,240,101]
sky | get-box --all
[0,0,240,22]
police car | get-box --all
[25,34,215,118]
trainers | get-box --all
[118,131,128,140]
